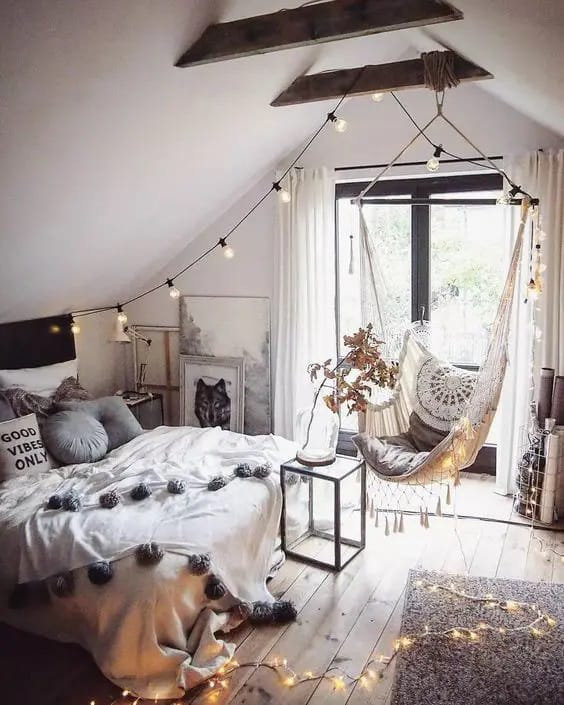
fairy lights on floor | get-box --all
[87,578,556,705]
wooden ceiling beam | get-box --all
[271,52,492,106]
[175,0,463,68]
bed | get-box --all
[0,315,301,700]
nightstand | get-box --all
[280,455,366,571]
[121,391,164,430]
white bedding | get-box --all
[0,426,300,699]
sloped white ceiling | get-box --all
[1,0,563,323]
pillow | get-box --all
[353,432,429,478]
[0,359,78,396]
[56,396,142,451]
[0,377,91,418]
[414,356,477,432]
[0,393,15,422]
[42,410,109,465]
[0,413,52,482]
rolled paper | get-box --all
[537,368,555,426]
[446,484,452,506]
[551,376,564,425]
[374,507,379,528]
[384,515,390,536]
[436,496,442,517]
[540,432,559,524]
[393,512,398,533]
[399,512,405,533]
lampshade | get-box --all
[111,319,132,343]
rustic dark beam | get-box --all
[271,52,492,106]
[175,0,463,68]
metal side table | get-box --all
[280,455,366,571]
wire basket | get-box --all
[513,425,550,521]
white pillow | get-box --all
[0,358,78,397]
[0,413,52,482]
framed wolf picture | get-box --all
[179,355,244,432]
[179,296,272,435]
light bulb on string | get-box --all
[167,278,180,299]
[327,112,347,133]
[70,316,81,335]
[272,181,291,203]
[426,145,442,173]
[371,92,384,102]
[219,238,235,259]
[116,305,127,325]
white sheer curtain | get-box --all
[496,149,564,494]
[274,167,336,439]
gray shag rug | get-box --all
[391,570,564,705]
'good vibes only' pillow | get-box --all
[0,413,52,482]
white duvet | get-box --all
[0,426,300,699]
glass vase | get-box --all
[295,396,339,466]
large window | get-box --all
[336,173,504,467]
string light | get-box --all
[116,305,127,325]
[70,316,81,335]
[218,238,235,259]
[327,111,348,133]
[371,92,384,102]
[88,579,556,705]
[166,278,180,299]
[272,181,291,203]
[426,144,443,172]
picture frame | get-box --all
[179,296,271,435]
[179,354,245,433]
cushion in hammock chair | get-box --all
[353,432,429,478]
[354,350,478,478]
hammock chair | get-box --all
[349,52,539,529]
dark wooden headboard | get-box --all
[0,314,76,369]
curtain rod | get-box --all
[335,155,504,172]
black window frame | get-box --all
[335,172,503,472]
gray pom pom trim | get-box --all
[285,472,300,486]
[47,494,63,510]
[87,561,113,585]
[205,575,227,600]
[231,601,253,622]
[207,476,228,491]
[251,599,297,624]
[252,462,272,479]
[130,483,152,501]
[187,553,211,576]
[51,572,75,598]
[167,478,186,494]
[135,542,164,566]
[234,463,252,478]
[99,490,121,509]
[62,491,81,512]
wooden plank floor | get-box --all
[1,475,562,705]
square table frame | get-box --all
[280,456,366,571]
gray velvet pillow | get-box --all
[42,410,109,465]
[56,396,142,451]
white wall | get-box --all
[88,84,563,397]
[75,310,126,397]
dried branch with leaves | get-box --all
[307,324,399,417]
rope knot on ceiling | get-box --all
[421,50,461,92]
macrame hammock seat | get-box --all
[350,52,536,530]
